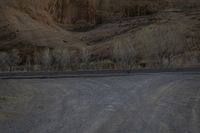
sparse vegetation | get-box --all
[134,23,190,68]
[0,49,21,71]
[0,52,9,71]
[40,48,52,71]
[0,43,137,71]
[52,48,71,70]
[113,38,138,69]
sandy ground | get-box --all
[0,73,200,133]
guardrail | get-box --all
[0,67,200,79]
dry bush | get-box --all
[0,49,21,71]
[8,49,21,71]
[113,37,137,69]
[81,47,89,63]
[40,48,52,71]
[52,48,71,70]
[134,23,188,67]
[0,52,9,71]
[80,47,90,70]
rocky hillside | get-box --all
[0,0,200,71]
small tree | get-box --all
[134,24,185,67]
[0,52,9,71]
[113,38,137,69]
[154,32,178,67]
[52,48,70,71]
[81,47,89,63]
[33,50,41,71]
[80,47,90,69]
[25,55,32,72]
[60,48,71,70]
[41,48,52,71]
[7,49,21,71]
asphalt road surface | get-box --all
[0,73,200,133]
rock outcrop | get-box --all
[48,0,165,25]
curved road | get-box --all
[0,73,200,133]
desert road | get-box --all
[0,71,200,133]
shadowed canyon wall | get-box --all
[48,0,165,25]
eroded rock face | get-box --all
[3,0,200,26]
[48,0,164,25]
[48,0,96,24]
[2,0,164,26]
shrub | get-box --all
[113,37,137,69]
[0,52,9,71]
[52,48,71,70]
[40,48,52,71]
